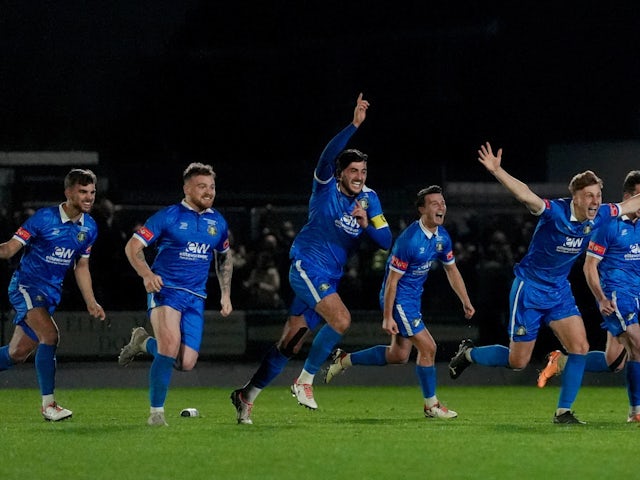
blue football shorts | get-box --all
[600,290,639,337]
[288,259,340,330]
[508,277,581,342]
[147,287,205,352]
[9,280,58,342]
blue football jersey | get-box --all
[133,201,230,298]
[586,215,640,295]
[379,221,455,309]
[11,205,97,295]
[289,124,388,278]
[515,198,620,289]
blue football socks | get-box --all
[584,350,608,372]
[469,344,510,367]
[149,353,175,408]
[0,345,14,371]
[35,343,57,396]
[558,353,586,409]
[626,360,640,408]
[303,324,342,375]
[351,345,388,366]
[416,365,437,398]
[250,344,290,389]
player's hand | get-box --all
[463,302,475,320]
[382,316,398,335]
[88,301,106,321]
[143,273,164,293]
[598,297,615,316]
[352,92,369,128]
[351,202,369,229]
[478,142,503,174]
[220,297,233,317]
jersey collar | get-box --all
[419,218,438,239]
[181,199,213,214]
[59,204,85,225]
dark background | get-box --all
[2,1,640,203]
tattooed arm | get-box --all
[215,250,233,316]
[124,236,164,293]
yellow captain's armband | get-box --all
[369,214,388,229]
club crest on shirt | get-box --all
[358,198,369,210]
[319,283,331,292]
[583,225,592,235]
[77,231,87,242]
[435,242,444,252]
[207,225,217,236]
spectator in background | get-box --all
[243,250,284,309]
[91,197,128,308]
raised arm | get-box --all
[478,142,545,214]
[618,193,640,216]
[315,93,370,181]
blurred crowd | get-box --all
[0,198,604,350]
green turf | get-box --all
[0,385,633,479]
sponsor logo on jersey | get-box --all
[631,243,640,255]
[137,226,154,242]
[53,247,75,259]
[391,255,408,271]
[588,240,606,256]
[610,203,620,217]
[179,222,188,230]
[446,250,454,261]
[222,238,230,250]
[186,242,211,254]
[337,213,361,235]
[15,227,31,241]
[563,237,584,248]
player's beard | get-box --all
[193,196,214,211]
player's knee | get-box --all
[508,358,529,370]
[278,327,309,357]
[8,344,35,363]
[386,349,407,364]
[330,316,351,334]
[173,357,197,371]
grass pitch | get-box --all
[0,385,633,479]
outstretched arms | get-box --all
[478,142,545,214]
